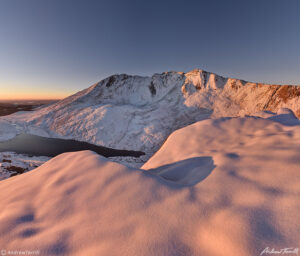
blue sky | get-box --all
[0,0,300,99]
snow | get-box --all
[0,69,299,167]
[0,152,50,181]
[0,112,299,255]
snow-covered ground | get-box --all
[0,152,145,181]
[0,152,50,180]
[0,69,299,164]
[0,112,299,255]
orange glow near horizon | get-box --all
[0,83,72,101]
[0,93,66,101]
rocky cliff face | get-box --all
[182,69,300,118]
[1,69,299,165]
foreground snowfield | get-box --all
[0,112,299,256]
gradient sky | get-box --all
[0,0,300,100]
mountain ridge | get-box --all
[0,69,299,166]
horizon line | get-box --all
[0,98,64,101]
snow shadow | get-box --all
[148,157,215,186]
[267,109,300,126]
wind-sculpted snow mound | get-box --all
[0,114,299,255]
[0,69,299,166]
[143,110,300,170]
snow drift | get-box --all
[0,113,299,255]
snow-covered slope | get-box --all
[0,152,50,180]
[0,113,299,256]
[0,69,299,164]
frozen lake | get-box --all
[0,134,145,158]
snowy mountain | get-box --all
[0,69,299,166]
